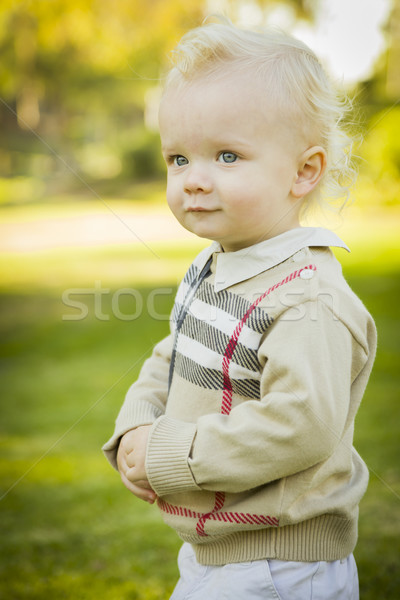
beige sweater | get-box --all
[103,227,377,565]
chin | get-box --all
[184,225,216,240]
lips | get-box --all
[186,206,217,212]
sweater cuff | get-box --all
[146,416,200,497]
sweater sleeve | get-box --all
[102,334,172,470]
[146,301,370,496]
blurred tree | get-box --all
[256,0,314,19]
[0,0,205,187]
[385,0,400,101]
[0,0,205,129]
[357,107,400,207]
[0,0,397,200]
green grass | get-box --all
[0,285,181,599]
[1,205,399,598]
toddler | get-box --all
[103,19,377,599]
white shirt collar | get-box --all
[195,227,349,292]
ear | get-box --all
[291,146,327,199]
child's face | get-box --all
[159,72,306,252]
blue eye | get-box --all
[174,155,188,167]
[219,152,238,163]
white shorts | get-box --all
[170,543,359,600]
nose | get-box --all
[183,164,212,195]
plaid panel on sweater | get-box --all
[172,274,273,399]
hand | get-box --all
[117,426,157,504]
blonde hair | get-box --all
[163,19,355,214]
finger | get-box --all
[125,466,141,483]
[133,479,153,491]
[119,429,137,453]
[118,453,137,483]
[117,448,129,474]
[120,472,157,504]
[117,443,137,471]
[124,450,136,469]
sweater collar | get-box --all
[197,227,349,292]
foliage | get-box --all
[0,0,205,103]
[357,107,400,207]
[0,0,204,190]
[0,1,398,207]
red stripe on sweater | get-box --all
[159,498,279,531]
[220,264,316,416]
[195,491,226,536]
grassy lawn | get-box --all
[0,200,399,598]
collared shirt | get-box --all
[103,223,376,566]
[194,227,349,292]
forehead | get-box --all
[159,71,286,142]
[161,69,268,113]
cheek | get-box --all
[224,190,260,215]
[166,180,179,210]
[166,182,187,225]
[224,192,268,227]
[222,169,265,201]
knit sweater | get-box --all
[103,227,377,566]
